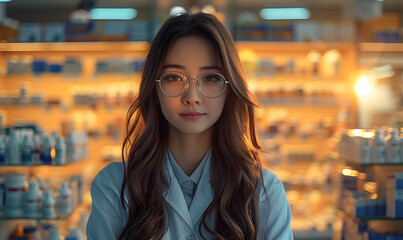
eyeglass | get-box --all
[156,71,230,98]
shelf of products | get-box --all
[235,41,357,239]
[334,127,403,238]
[0,41,150,239]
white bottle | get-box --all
[42,190,55,219]
[21,135,32,165]
[7,130,21,165]
[24,180,42,218]
[371,128,386,163]
[386,128,400,163]
[57,182,72,217]
[359,137,371,164]
[66,132,77,163]
[31,134,40,165]
[5,173,25,217]
[54,137,65,165]
[46,228,61,240]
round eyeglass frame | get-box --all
[155,71,230,98]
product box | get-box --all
[100,21,129,41]
[293,21,318,42]
[129,20,149,41]
[387,172,403,189]
[386,188,403,218]
[19,23,41,42]
[44,22,65,42]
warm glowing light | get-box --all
[170,6,186,16]
[342,169,352,176]
[202,4,216,14]
[355,75,370,95]
[352,129,363,136]
[51,148,56,159]
[362,132,374,138]
[358,172,367,180]
[350,170,359,177]
[363,182,377,193]
[370,193,378,199]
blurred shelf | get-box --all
[0,41,150,54]
[359,42,403,52]
[333,154,403,167]
[338,208,403,222]
[236,41,355,52]
[258,101,349,107]
[293,230,333,240]
[0,158,89,169]
[0,215,70,221]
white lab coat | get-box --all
[86,156,293,240]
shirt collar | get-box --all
[167,148,211,186]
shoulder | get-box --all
[258,167,287,203]
[260,168,284,191]
[91,162,125,195]
[257,167,293,238]
[98,161,125,176]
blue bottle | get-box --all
[40,136,52,165]
[0,136,5,165]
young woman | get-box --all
[87,12,292,240]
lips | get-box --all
[180,112,206,120]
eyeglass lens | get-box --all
[160,72,226,98]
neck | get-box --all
[168,125,212,176]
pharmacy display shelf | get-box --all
[0,161,86,167]
[338,208,403,222]
[0,41,150,55]
[0,201,90,222]
[359,42,403,68]
[257,100,350,107]
[0,215,70,221]
[335,156,403,167]
[359,42,403,53]
[293,230,333,240]
[237,41,355,53]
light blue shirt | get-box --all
[167,148,210,209]
[86,153,293,240]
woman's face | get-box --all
[156,36,228,135]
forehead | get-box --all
[164,36,220,68]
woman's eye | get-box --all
[167,75,182,82]
[204,75,221,83]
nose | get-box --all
[182,79,201,105]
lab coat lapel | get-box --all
[163,159,193,230]
[189,157,213,227]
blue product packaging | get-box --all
[0,136,5,165]
[32,60,47,76]
[49,64,63,73]
[356,198,366,218]
[376,198,386,217]
[40,136,52,165]
[387,172,403,189]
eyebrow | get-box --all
[162,64,222,71]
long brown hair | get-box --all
[119,12,264,240]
